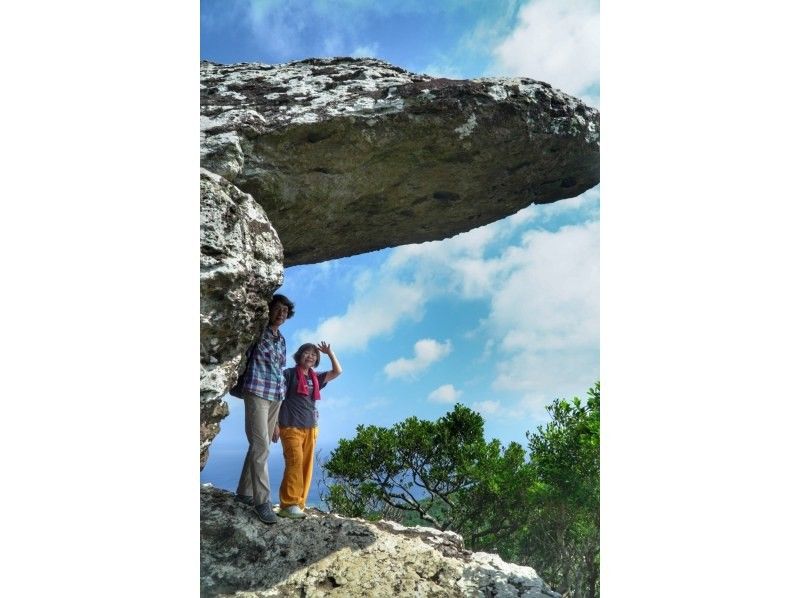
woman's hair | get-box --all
[269,294,295,319]
[293,343,320,367]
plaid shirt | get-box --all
[240,325,286,402]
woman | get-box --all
[273,341,342,519]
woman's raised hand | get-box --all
[317,341,342,380]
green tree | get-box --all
[321,383,600,598]
[521,382,600,598]
[322,404,530,545]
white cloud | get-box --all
[245,0,307,58]
[491,0,600,96]
[352,43,379,58]
[473,400,501,415]
[295,277,425,352]
[323,34,346,56]
[487,220,600,401]
[317,395,353,411]
[382,215,599,416]
[385,339,453,379]
[300,190,598,359]
[237,0,379,60]
[383,216,521,299]
[491,221,599,352]
[428,384,462,404]
[387,221,497,267]
[298,218,514,352]
[501,393,552,424]
[363,398,390,410]
[526,186,600,225]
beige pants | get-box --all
[236,392,282,506]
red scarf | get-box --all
[295,366,321,400]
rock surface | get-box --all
[201,57,599,267]
[200,168,284,468]
[199,57,600,468]
[201,485,560,597]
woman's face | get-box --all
[299,348,317,369]
[269,302,290,328]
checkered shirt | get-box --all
[240,325,287,402]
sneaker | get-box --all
[255,502,277,524]
[277,505,307,519]
[235,494,254,506]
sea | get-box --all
[200,440,335,509]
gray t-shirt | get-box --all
[278,368,329,428]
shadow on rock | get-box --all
[201,485,560,597]
[201,485,379,596]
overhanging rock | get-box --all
[201,57,599,267]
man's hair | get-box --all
[269,294,295,319]
[293,343,320,367]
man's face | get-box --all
[269,302,290,328]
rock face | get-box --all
[201,57,599,267]
[200,169,284,468]
[201,485,560,597]
[199,57,600,468]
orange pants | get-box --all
[279,426,318,509]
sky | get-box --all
[200,0,601,497]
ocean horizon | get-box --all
[201,442,335,509]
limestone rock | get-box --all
[201,57,599,267]
[201,485,560,597]
[200,168,284,468]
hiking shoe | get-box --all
[235,494,254,506]
[255,502,277,524]
[277,505,306,519]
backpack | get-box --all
[228,343,255,399]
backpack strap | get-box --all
[284,366,296,398]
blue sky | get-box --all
[200,0,601,494]
[201,0,599,103]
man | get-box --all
[233,293,294,524]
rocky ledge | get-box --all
[201,485,560,597]
[201,57,599,267]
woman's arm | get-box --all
[316,341,342,382]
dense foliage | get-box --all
[321,382,600,598]
[520,382,600,598]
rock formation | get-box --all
[201,57,599,268]
[201,485,560,597]
[200,57,599,467]
[200,169,284,467]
